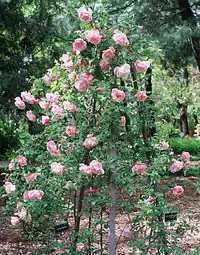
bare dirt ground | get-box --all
[0,176,200,255]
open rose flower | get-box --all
[18,155,27,166]
[46,92,60,103]
[119,116,126,126]
[51,104,64,117]
[134,60,150,72]
[76,242,85,252]
[113,30,129,46]
[21,92,37,104]
[51,162,66,175]
[102,46,115,60]
[78,7,92,22]
[42,116,50,125]
[63,102,77,112]
[39,98,51,110]
[159,142,169,151]
[15,97,25,110]
[4,182,16,194]
[170,161,184,173]
[75,79,90,92]
[85,28,102,45]
[11,216,20,226]
[80,72,93,81]
[135,91,147,102]
[132,162,147,176]
[68,71,76,82]
[89,160,104,175]
[171,186,184,198]
[114,63,130,78]
[66,126,76,136]
[8,160,15,171]
[111,88,125,102]
[83,134,97,149]
[181,151,190,162]
[100,59,108,72]
[23,190,44,201]
[26,110,36,122]
[72,38,87,52]
[25,173,40,184]
[47,140,60,157]
[79,163,93,176]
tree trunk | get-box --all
[180,104,189,136]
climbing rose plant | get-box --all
[4,6,199,255]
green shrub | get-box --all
[169,137,200,157]
[184,167,200,177]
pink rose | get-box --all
[25,173,40,184]
[4,182,16,194]
[15,97,25,110]
[171,186,184,198]
[132,162,147,176]
[60,54,70,63]
[46,92,60,103]
[181,151,190,162]
[83,134,97,149]
[68,71,76,82]
[97,87,103,92]
[159,142,169,151]
[76,242,85,252]
[21,92,37,104]
[135,91,147,102]
[114,63,130,78]
[72,38,87,52]
[11,216,20,226]
[23,190,44,201]
[17,207,31,222]
[89,160,104,175]
[64,232,69,239]
[78,7,92,22]
[138,25,143,31]
[134,60,150,72]
[47,140,60,157]
[100,59,108,72]
[42,116,50,125]
[64,60,74,73]
[170,161,184,173]
[119,116,126,126]
[85,28,102,45]
[17,155,27,166]
[102,46,115,60]
[111,88,125,102]
[50,162,66,175]
[63,102,77,112]
[8,160,15,171]
[66,126,76,136]
[75,79,90,92]
[26,110,36,122]
[169,152,174,156]
[113,30,129,46]
[80,72,94,81]
[147,196,153,202]
[79,163,93,176]
[51,104,64,117]
[39,98,51,110]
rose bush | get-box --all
[3,5,199,255]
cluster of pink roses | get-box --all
[47,140,60,157]
[50,162,66,175]
[42,69,57,86]
[23,190,44,201]
[79,160,104,176]
[131,162,147,176]
[83,134,97,149]
[166,186,184,199]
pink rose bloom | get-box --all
[26,110,36,122]
[15,97,25,110]
[114,63,130,78]
[97,87,103,92]
[23,190,44,201]
[11,216,20,226]
[135,91,147,102]
[119,116,126,126]
[4,182,16,194]
[102,46,115,60]
[72,38,87,52]
[39,98,51,110]
[68,71,76,82]
[21,92,36,104]
[60,54,70,63]
[83,134,97,149]
[159,142,169,151]
[17,207,31,222]
[8,160,15,171]
[111,88,125,102]
[17,155,27,166]
[76,242,85,252]
[75,79,90,92]
[78,7,92,22]
[170,161,184,173]
[63,102,77,112]
[51,104,64,117]
[80,72,94,81]
[169,152,174,156]
[147,196,153,202]
[134,60,150,72]
[47,140,60,157]
[113,30,129,46]
[42,116,50,125]
[25,173,40,184]
[50,162,66,175]
[100,59,108,72]
[79,163,93,176]
[90,160,104,175]
[46,92,59,103]
[66,126,76,136]
[64,60,74,73]
[132,162,147,176]
[138,25,144,30]
[85,28,102,45]
[171,186,184,198]
[181,151,190,162]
